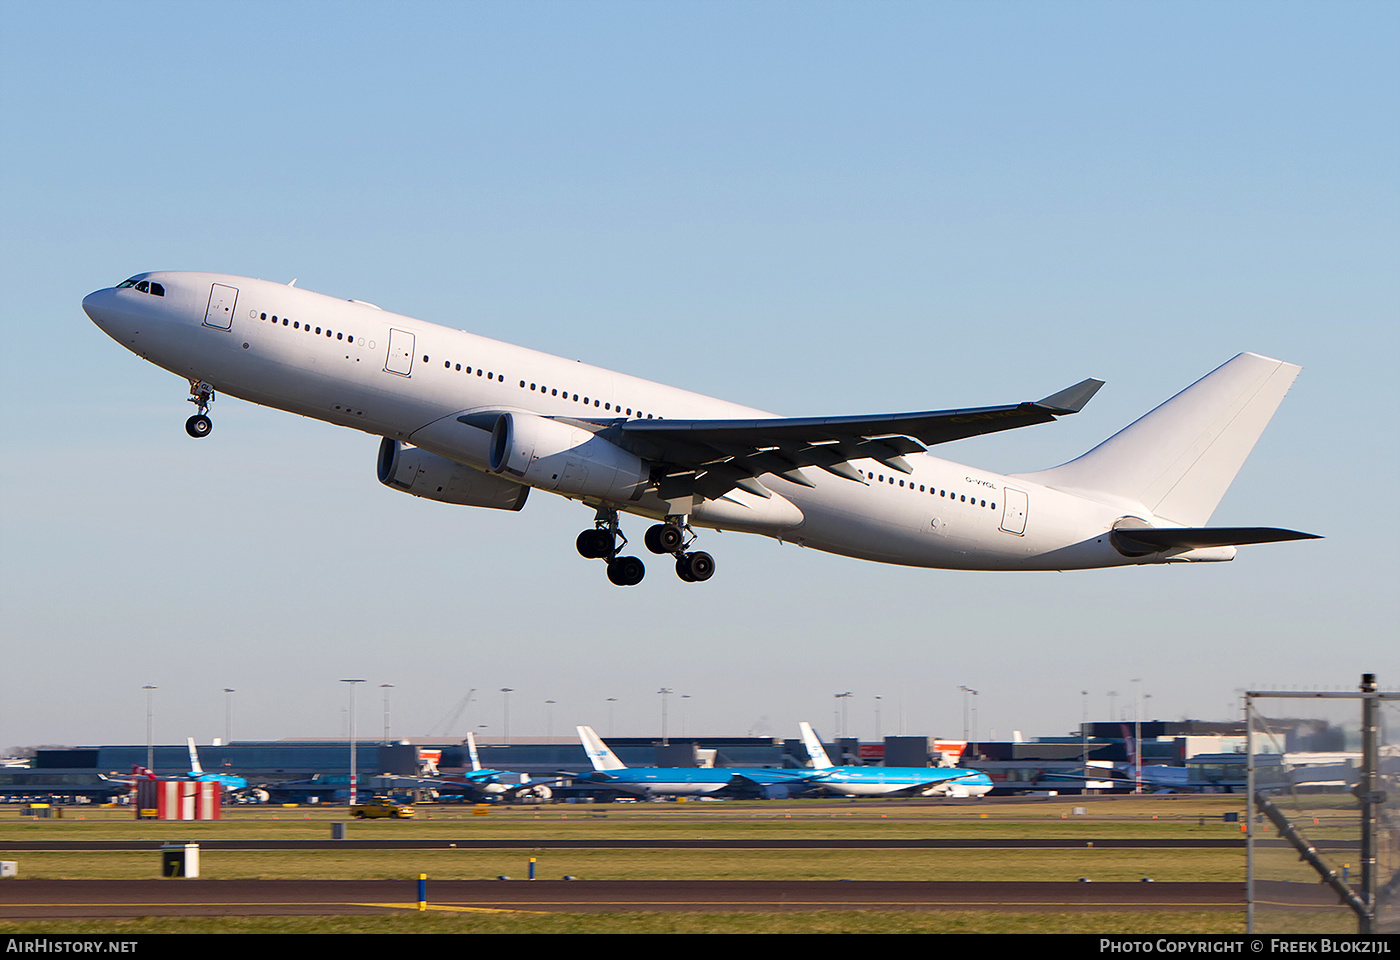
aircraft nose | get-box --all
[82,288,113,329]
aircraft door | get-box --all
[999,487,1028,536]
[384,328,415,376]
[203,284,238,330]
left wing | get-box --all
[592,378,1105,503]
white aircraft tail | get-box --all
[797,722,834,770]
[186,737,203,775]
[577,725,627,772]
[1016,353,1301,525]
[465,731,483,772]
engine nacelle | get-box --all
[377,438,529,511]
[488,412,647,502]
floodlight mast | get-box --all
[340,680,365,806]
[142,685,157,773]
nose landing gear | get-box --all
[185,380,215,439]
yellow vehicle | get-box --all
[350,797,415,819]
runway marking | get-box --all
[2,900,1234,908]
[374,900,1236,908]
[360,903,546,915]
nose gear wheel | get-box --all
[185,380,216,438]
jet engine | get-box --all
[377,438,530,510]
[488,412,648,502]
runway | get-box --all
[0,879,1248,918]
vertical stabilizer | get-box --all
[465,731,483,772]
[187,738,203,775]
[577,725,628,772]
[1016,353,1301,525]
[798,722,834,770]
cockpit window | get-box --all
[116,278,164,296]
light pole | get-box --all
[958,686,977,744]
[1132,678,1143,795]
[340,679,365,806]
[658,688,673,746]
[681,694,691,738]
[834,692,853,741]
[380,684,394,743]
[143,685,157,773]
[223,688,235,745]
[500,688,514,742]
[1081,689,1089,774]
[606,698,618,738]
[874,695,882,743]
[545,700,556,740]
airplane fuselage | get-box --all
[83,271,1257,574]
[809,767,994,799]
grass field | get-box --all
[0,794,1250,933]
[0,793,1251,841]
[0,912,1248,935]
[1,846,1242,882]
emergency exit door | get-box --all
[203,284,237,330]
[384,328,415,376]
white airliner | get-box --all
[83,272,1317,586]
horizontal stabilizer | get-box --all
[1112,526,1320,555]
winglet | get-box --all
[577,725,628,771]
[798,722,834,770]
[1037,378,1104,414]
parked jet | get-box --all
[451,732,556,802]
[137,739,268,802]
[577,725,812,798]
[797,723,993,798]
[83,272,1318,586]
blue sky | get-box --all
[1,1,1396,752]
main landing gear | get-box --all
[645,519,714,583]
[577,510,715,587]
[185,380,215,438]
[576,508,645,586]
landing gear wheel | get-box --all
[606,556,646,586]
[644,523,685,554]
[675,552,714,583]
[576,528,613,559]
[185,414,212,438]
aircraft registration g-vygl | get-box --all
[83,272,1318,586]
